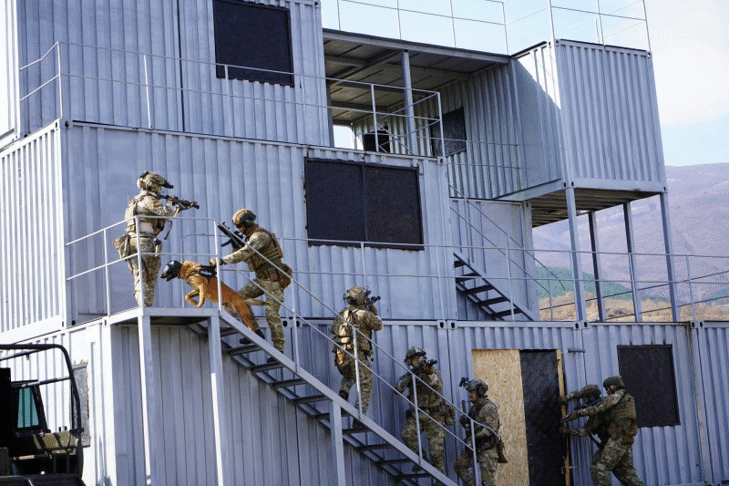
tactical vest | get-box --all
[469,399,499,449]
[410,370,443,409]
[247,228,284,278]
[333,308,372,353]
[124,193,166,237]
[608,390,638,443]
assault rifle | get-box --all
[218,222,246,250]
[157,193,199,210]
[412,358,437,374]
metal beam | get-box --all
[623,202,643,322]
[208,315,231,486]
[588,211,607,321]
[137,314,158,485]
[566,187,588,322]
[660,193,680,321]
[402,50,417,154]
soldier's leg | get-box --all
[477,449,498,486]
[338,354,356,399]
[237,281,264,331]
[590,438,630,486]
[400,415,420,453]
[453,448,476,486]
[142,253,161,307]
[355,352,374,414]
[424,416,446,473]
[612,448,645,486]
[262,280,284,352]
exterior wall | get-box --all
[14,0,329,145]
[0,122,65,339]
[62,125,457,323]
[556,41,666,186]
[6,316,724,485]
[0,0,18,147]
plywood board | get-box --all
[472,349,529,486]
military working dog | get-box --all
[161,260,265,338]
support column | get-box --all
[660,193,680,321]
[209,315,231,485]
[401,50,417,155]
[623,203,643,322]
[137,314,158,485]
[565,187,587,322]
[588,211,606,321]
[330,402,347,485]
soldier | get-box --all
[119,171,195,307]
[559,384,610,448]
[453,379,501,486]
[214,209,290,355]
[394,347,447,478]
[563,376,645,486]
[331,286,382,416]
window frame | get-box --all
[304,158,424,250]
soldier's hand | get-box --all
[369,304,378,315]
[208,258,218,268]
[557,395,569,405]
[559,424,570,435]
[459,415,470,427]
[563,412,578,423]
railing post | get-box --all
[137,314,158,485]
[506,238,515,321]
[223,65,233,137]
[370,84,379,152]
[686,255,695,321]
[412,373,424,462]
[623,202,642,322]
[401,50,417,155]
[56,42,64,121]
[208,314,231,486]
[104,228,111,315]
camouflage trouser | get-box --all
[238,278,285,352]
[590,438,645,486]
[401,411,446,474]
[126,237,161,307]
[335,348,373,414]
[453,446,498,486]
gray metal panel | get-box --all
[556,41,666,186]
[15,0,329,145]
[512,42,565,191]
[0,0,19,145]
[696,322,729,482]
[62,125,457,322]
[0,123,65,334]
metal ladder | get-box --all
[190,313,458,486]
[454,250,537,321]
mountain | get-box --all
[532,163,729,301]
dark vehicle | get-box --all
[0,344,85,486]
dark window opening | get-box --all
[212,0,294,86]
[431,107,467,157]
[304,159,423,249]
[617,345,680,427]
[362,128,391,153]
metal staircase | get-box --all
[190,312,458,486]
[454,250,537,321]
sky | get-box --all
[325,0,728,168]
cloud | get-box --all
[647,0,729,126]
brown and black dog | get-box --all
[161,260,265,337]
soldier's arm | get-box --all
[428,369,443,392]
[222,231,270,265]
[366,312,383,332]
[394,373,411,393]
[575,393,620,418]
[474,402,499,438]
[139,196,179,217]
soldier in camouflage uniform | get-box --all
[563,376,645,486]
[454,379,501,486]
[559,384,611,471]
[331,286,382,415]
[217,209,290,354]
[122,171,182,307]
[394,347,447,477]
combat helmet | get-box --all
[232,208,257,229]
[603,376,625,391]
[404,347,426,366]
[138,171,173,193]
[580,384,601,401]
[465,379,488,397]
[344,286,369,306]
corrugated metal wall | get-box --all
[556,41,665,185]
[0,123,65,335]
[0,0,18,146]
[62,125,458,323]
[15,0,329,145]
[8,317,726,485]
[512,42,565,191]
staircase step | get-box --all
[228,344,259,356]
[494,308,521,318]
[478,296,508,306]
[376,458,411,466]
[252,361,284,372]
[293,394,327,405]
[220,327,241,337]
[454,259,466,268]
[464,284,493,295]
[357,443,392,452]
[273,378,307,389]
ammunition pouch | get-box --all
[113,233,134,259]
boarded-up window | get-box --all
[212,1,294,86]
[617,345,680,427]
[431,107,466,157]
[304,159,423,249]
